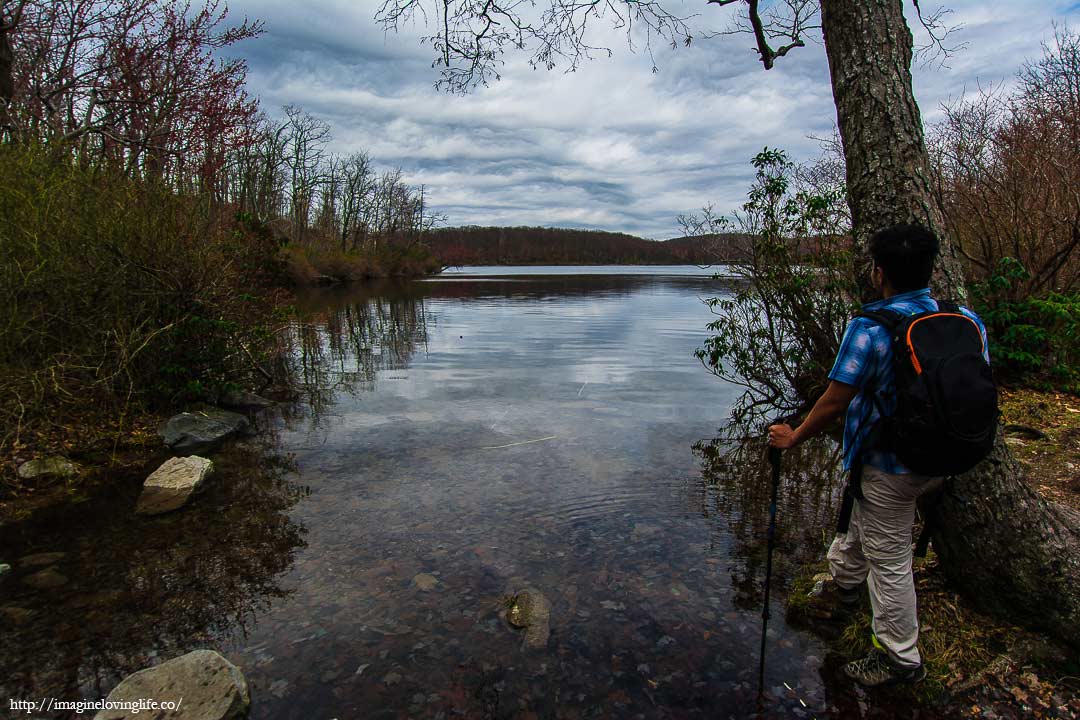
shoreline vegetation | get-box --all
[0,139,439,523]
[0,0,442,520]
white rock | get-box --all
[95,649,249,720]
[135,457,213,515]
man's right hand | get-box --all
[768,423,797,449]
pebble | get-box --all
[384,672,402,686]
[22,567,68,589]
[0,563,10,577]
[412,573,439,591]
[17,552,67,568]
[0,605,34,625]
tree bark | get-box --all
[929,435,1080,647]
[820,0,966,303]
[821,0,1080,649]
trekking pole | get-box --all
[758,415,794,704]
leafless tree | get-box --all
[930,26,1080,299]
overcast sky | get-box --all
[224,0,1080,239]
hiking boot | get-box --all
[842,648,927,688]
[808,575,861,607]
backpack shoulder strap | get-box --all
[855,308,904,334]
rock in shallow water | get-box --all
[220,391,276,411]
[502,587,552,649]
[0,605,34,625]
[412,573,439,591]
[95,649,249,720]
[158,409,249,454]
[135,456,213,515]
[16,456,79,481]
[17,551,67,567]
[22,567,68,589]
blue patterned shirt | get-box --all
[828,288,990,474]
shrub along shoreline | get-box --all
[0,144,439,524]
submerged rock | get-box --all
[0,605,34,625]
[135,456,214,515]
[17,551,67,568]
[220,391,276,412]
[412,573,439,591]
[22,567,68,589]
[96,649,249,720]
[16,456,79,481]
[158,409,249,455]
[502,586,552,649]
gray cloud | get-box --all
[225,0,1079,239]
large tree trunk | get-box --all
[820,0,966,302]
[820,0,1080,649]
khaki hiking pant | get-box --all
[827,465,942,669]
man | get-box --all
[767,223,989,688]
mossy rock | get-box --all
[501,586,552,648]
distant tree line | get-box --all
[427,225,748,266]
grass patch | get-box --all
[787,552,1077,714]
[838,553,1016,699]
[999,388,1080,510]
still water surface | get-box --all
[0,267,911,719]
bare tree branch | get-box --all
[378,0,698,91]
[910,0,966,67]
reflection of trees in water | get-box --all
[280,285,431,419]
[0,441,309,703]
[419,275,642,301]
[693,421,845,611]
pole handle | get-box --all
[765,413,798,467]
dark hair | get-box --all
[868,223,939,292]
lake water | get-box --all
[0,266,917,719]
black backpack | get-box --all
[857,301,999,477]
